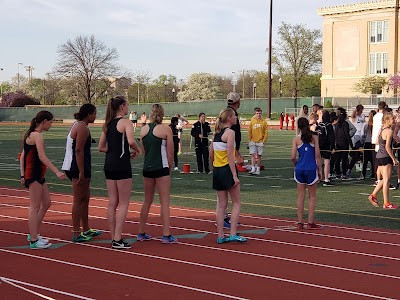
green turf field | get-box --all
[0,123,399,230]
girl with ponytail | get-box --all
[98,95,140,249]
[291,117,322,230]
[138,103,177,244]
[210,108,246,244]
[19,110,66,249]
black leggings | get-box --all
[334,146,349,176]
[362,142,375,178]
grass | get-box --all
[0,123,399,230]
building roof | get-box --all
[318,0,398,16]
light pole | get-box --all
[253,82,257,99]
[279,77,282,97]
[164,80,168,102]
[172,88,176,102]
[267,0,273,118]
[17,62,23,90]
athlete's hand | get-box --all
[130,150,139,159]
[57,171,66,180]
[233,175,240,186]
[20,177,25,186]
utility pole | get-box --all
[25,65,34,84]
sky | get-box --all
[0,0,369,83]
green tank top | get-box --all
[142,123,169,171]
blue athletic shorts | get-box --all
[294,169,318,185]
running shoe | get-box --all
[383,203,399,209]
[27,234,49,244]
[83,228,103,237]
[30,239,52,249]
[223,218,231,229]
[217,236,230,244]
[389,184,396,190]
[323,181,334,187]
[306,223,322,230]
[72,232,92,243]
[296,222,304,229]
[112,239,131,249]
[229,234,247,243]
[173,167,179,171]
[161,235,178,244]
[368,194,379,207]
[137,232,152,241]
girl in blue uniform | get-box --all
[291,117,322,229]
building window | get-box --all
[369,52,388,74]
[369,21,388,43]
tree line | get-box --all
[1,22,327,107]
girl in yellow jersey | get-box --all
[210,108,247,244]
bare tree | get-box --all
[272,22,322,103]
[55,35,120,103]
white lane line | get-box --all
[0,277,93,300]
[1,216,400,283]
[0,248,247,300]
[2,197,400,249]
[0,234,396,300]
[1,277,55,300]
[2,186,399,224]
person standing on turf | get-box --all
[291,117,322,230]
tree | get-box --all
[177,73,220,102]
[0,91,40,107]
[354,75,387,95]
[55,35,120,103]
[272,22,322,101]
[388,74,400,95]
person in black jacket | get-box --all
[169,117,180,171]
[334,108,353,179]
[317,111,335,186]
[191,112,212,174]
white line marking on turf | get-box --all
[270,186,282,188]
[328,191,340,193]
[0,233,396,300]
[0,277,93,300]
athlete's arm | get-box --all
[98,131,108,153]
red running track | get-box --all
[0,186,399,299]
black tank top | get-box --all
[104,118,131,172]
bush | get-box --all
[0,92,40,107]
[324,100,332,108]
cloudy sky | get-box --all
[0,0,368,82]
